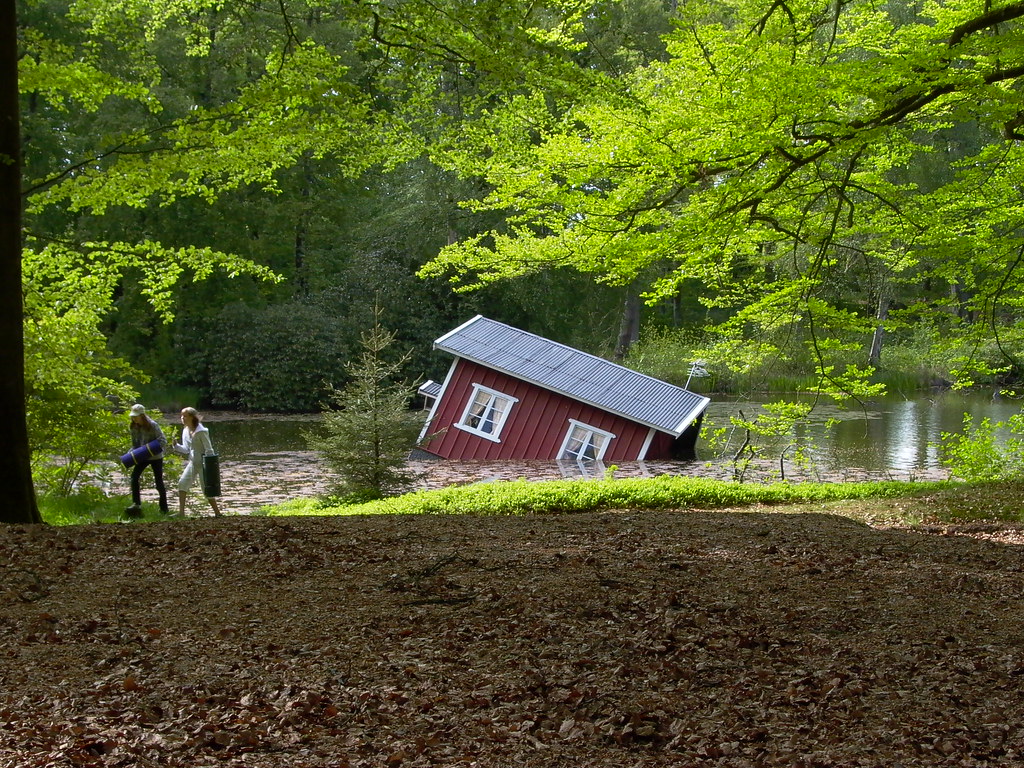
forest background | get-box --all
[10,0,1024,521]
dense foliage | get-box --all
[422,0,1024,398]
[22,0,1024,400]
[939,411,1024,481]
[17,0,634,415]
[22,250,137,496]
[13,0,1024,513]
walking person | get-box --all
[173,407,222,517]
[126,404,169,516]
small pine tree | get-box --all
[305,315,422,501]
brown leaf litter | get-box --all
[3,509,1024,767]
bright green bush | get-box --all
[254,498,327,516]
[37,486,155,525]
[939,412,1024,481]
[24,261,142,498]
[263,475,948,517]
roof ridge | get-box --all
[445,315,698,394]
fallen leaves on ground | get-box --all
[3,508,1024,766]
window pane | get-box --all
[580,433,598,461]
[583,432,608,461]
[562,425,610,461]
[465,390,492,429]
[460,388,516,439]
[479,400,497,433]
[561,426,588,460]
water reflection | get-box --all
[202,414,318,459]
[201,394,1022,473]
[882,399,938,471]
[701,391,1021,478]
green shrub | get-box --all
[37,486,157,525]
[202,300,358,412]
[939,412,1024,481]
[253,498,326,516]
[262,475,947,518]
[24,268,142,497]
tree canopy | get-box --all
[423,0,1024,394]
[9,0,1024,522]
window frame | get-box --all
[455,384,518,442]
[559,419,616,462]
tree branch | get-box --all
[989,244,1024,378]
[949,0,1024,48]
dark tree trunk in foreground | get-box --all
[0,0,42,524]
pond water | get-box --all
[703,390,1022,479]
[122,392,1020,515]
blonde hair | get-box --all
[180,407,202,427]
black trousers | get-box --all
[130,458,168,511]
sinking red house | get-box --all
[417,315,711,462]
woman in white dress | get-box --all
[173,407,222,517]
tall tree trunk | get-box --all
[868,294,890,370]
[293,159,312,296]
[0,0,42,524]
[614,290,641,361]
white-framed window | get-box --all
[456,385,518,442]
[559,420,616,462]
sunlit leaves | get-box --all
[26,241,280,321]
[18,34,158,114]
[22,248,140,496]
[20,234,283,493]
[421,0,1024,395]
[939,412,1024,480]
[27,40,386,215]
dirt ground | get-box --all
[3,509,1024,767]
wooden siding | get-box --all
[645,430,675,460]
[422,360,678,461]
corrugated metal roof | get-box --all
[418,379,442,399]
[434,315,710,437]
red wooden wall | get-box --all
[422,359,676,461]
